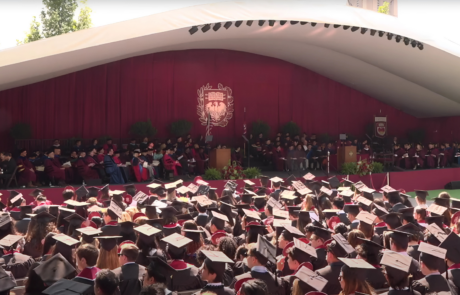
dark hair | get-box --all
[332,197,345,210]
[146,263,167,284]
[415,208,427,220]
[76,244,99,266]
[355,244,379,265]
[218,237,237,261]
[139,284,166,295]
[95,269,119,295]
[425,232,441,246]
[240,279,268,295]
[249,247,268,266]
[358,222,374,239]
[211,217,225,230]
[204,258,223,282]
[333,223,349,237]
[420,253,442,271]
[390,235,408,251]
[25,216,55,255]
[235,245,248,260]
[42,232,57,255]
[383,265,409,289]
[388,194,403,205]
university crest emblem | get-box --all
[197,84,234,127]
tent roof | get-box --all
[1,0,460,118]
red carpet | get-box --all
[1,168,457,205]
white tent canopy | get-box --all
[1,0,459,118]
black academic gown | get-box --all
[407,245,421,261]
[195,215,208,227]
[312,247,328,270]
[232,261,249,277]
[0,252,34,279]
[165,265,203,292]
[315,261,344,295]
[380,290,421,295]
[112,263,145,295]
[448,268,460,294]
[366,267,388,290]
[412,274,457,295]
[408,257,424,280]
[390,203,407,213]
[100,223,121,236]
[193,284,235,295]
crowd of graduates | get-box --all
[1,173,460,295]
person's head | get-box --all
[201,258,224,283]
[310,234,325,248]
[25,262,47,294]
[94,269,119,295]
[218,237,237,261]
[332,197,345,210]
[19,149,27,157]
[210,217,225,233]
[247,244,268,268]
[119,244,139,265]
[76,244,99,272]
[139,284,165,295]
[96,246,120,270]
[240,279,268,295]
[103,210,116,224]
[390,232,409,252]
[47,150,55,158]
[53,139,60,145]
[420,253,442,275]
[333,223,349,237]
[107,148,114,156]
[358,222,374,239]
[143,261,167,286]
[415,207,427,221]
[383,265,410,290]
[347,230,365,248]
[339,264,374,295]
[235,244,249,261]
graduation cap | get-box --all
[323,209,339,219]
[339,190,354,202]
[292,237,317,259]
[35,253,76,286]
[76,186,89,200]
[434,197,450,208]
[425,223,448,243]
[357,237,383,254]
[395,223,422,235]
[338,258,375,280]
[243,209,261,221]
[303,173,315,181]
[196,179,209,186]
[99,184,109,194]
[54,234,80,252]
[48,205,59,217]
[269,177,284,186]
[201,250,234,276]
[285,175,297,186]
[76,227,102,243]
[183,229,204,243]
[355,211,377,225]
[427,203,448,216]
[380,250,412,281]
[398,207,414,218]
[162,233,193,256]
[134,224,161,243]
[328,233,355,258]
[87,187,99,198]
[108,201,123,219]
[294,265,328,292]
[241,194,253,204]
[123,184,137,196]
[439,232,460,264]
[425,215,445,229]
[311,226,332,241]
[452,199,460,210]
[256,234,277,264]
[146,182,162,192]
[282,224,305,239]
[414,190,428,201]
[389,230,412,246]
[0,234,22,250]
[97,236,122,251]
[267,197,283,210]
[319,186,333,197]
[244,179,256,187]
[273,208,289,220]
[29,211,56,221]
[176,186,190,195]
[419,241,447,266]
[0,266,16,293]
[42,279,93,295]
[372,203,389,217]
[356,196,373,207]
[341,179,354,187]
[197,185,210,196]
[9,192,24,207]
[327,176,340,189]
[19,205,33,219]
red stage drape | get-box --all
[0,49,446,150]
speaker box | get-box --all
[445,181,460,190]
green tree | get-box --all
[378,1,390,15]
[16,17,43,45]
[18,0,92,45]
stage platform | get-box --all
[1,167,460,206]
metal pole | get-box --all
[327,151,330,178]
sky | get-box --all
[0,0,459,51]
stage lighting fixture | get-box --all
[259,20,265,26]
[333,24,341,28]
[370,29,376,36]
[235,21,243,27]
[300,22,308,25]
[324,24,330,28]
[351,26,359,32]
[269,20,275,26]
[280,20,287,25]
[404,37,410,45]
[387,33,393,40]
[311,22,317,27]
[246,20,253,26]
[224,22,232,29]
[411,40,417,48]
[290,21,299,25]
[378,31,385,37]
[395,35,402,43]
[189,26,198,35]
[343,25,350,30]
[360,28,368,34]
[417,42,424,50]
[202,24,211,33]
[213,23,221,31]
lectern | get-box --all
[209,149,231,171]
[337,146,357,171]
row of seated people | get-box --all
[394,142,458,169]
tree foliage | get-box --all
[130,120,158,138]
[281,121,301,137]
[10,123,33,139]
[378,1,390,15]
[18,0,92,45]
[171,120,193,137]
[251,120,270,138]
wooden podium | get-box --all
[337,146,357,171]
[209,149,231,171]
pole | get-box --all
[327,151,330,178]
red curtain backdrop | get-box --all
[0,49,452,150]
